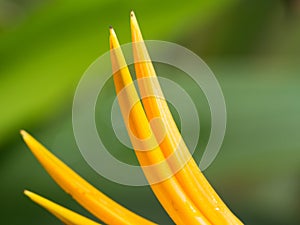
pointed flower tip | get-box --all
[24,190,41,207]
[130,11,138,24]
[24,190,40,201]
[20,130,34,147]
[129,11,141,42]
[24,189,33,199]
[23,190,104,225]
[20,130,31,142]
[20,129,27,137]
[109,28,120,50]
[109,26,116,37]
[130,10,135,17]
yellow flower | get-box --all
[21,11,243,225]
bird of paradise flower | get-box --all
[21,11,243,225]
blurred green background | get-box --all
[0,0,299,224]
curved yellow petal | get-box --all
[110,27,210,225]
[21,130,156,225]
[130,11,243,225]
[24,190,101,225]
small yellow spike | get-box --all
[130,11,243,225]
[21,130,156,225]
[110,27,211,225]
[24,190,101,225]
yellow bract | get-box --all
[110,27,210,225]
[21,130,156,225]
[24,190,101,225]
[130,11,243,225]
[22,11,243,225]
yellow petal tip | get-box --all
[23,189,31,197]
[20,129,28,137]
[130,11,138,26]
[109,26,116,37]
[130,10,135,17]
[24,190,38,203]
